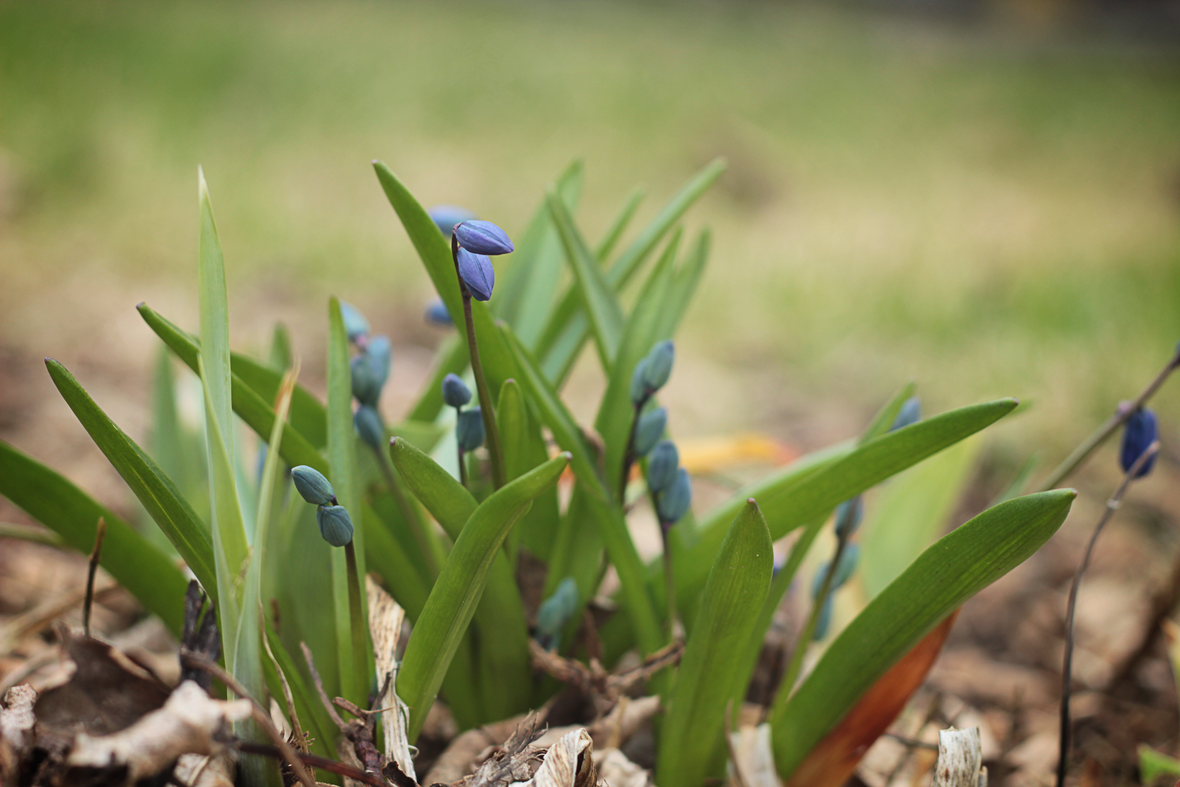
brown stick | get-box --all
[83,518,107,637]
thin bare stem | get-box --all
[619,400,646,505]
[458,448,468,488]
[83,518,107,637]
[661,529,677,642]
[236,744,393,787]
[1038,348,1179,492]
[453,234,506,489]
[1056,440,1159,787]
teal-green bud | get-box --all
[646,440,679,492]
[442,373,472,408]
[316,504,354,547]
[656,467,691,527]
[292,466,336,506]
[354,405,385,451]
[629,357,650,405]
[340,302,370,344]
[832,542,859,588]
[365,335,392,386]
[834,496,864,539]
[812,596,834,641]
[890,396,921,431]
[351,355,383,407]
[535,577,579,652]
[633,407,668,456]
[630,341,675,404]
[457,406,485,452]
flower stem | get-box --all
[619,398,647,505]
[344,540,370,703]
[458,448,468,488]
[452,235,506,489]
[661,525,678,642]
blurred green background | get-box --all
[2,0,1179,484]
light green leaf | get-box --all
[653,229,710,342]
[406,336,467,425]
[231,352,327,448]
[1139,745,1180,784]
[0,440,189,635]
[658,499,772,787]
[197,169,234,470]
[771,489,1075,777]
[268,322,292,372]
[45,359,217,599]
[594,185,645,261]
[498,378,558,560]
[398,452,570,740]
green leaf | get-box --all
[151,347,199,520]
[771,489,1076,777]
[594,185,645,261]
[372,162,516,396]
[0,440,189,635]
[262,616,338,760]
[653,229,710,342]
[406,336,468,425]
[138,304,329,474]
[45,359,217,599]
[498,378,557,559]
[860,382,916,445]
[363,508,430,621]
[1139,745,1180,784]
[388,437,477,540]
[548,192,625,370]
[397,451,570,741]
[232,352,327,448]
[268,322,293,371]
[657,499,773,787]
[197,168,234,465]
[860,435,981,598]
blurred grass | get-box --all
[1,0,1179,465]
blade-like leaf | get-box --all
[653,228,710,342]
[197,169,233,465]
[771,489,1076,777]
[498,378,558,560]
[232,352,327,448]
[406,336,468,425]
[45,359,217,598]
[860,382,916,445]
[397,452,570,740]
[0,440,188,635]
[594,185,645,261]
[548,192,624,370]
[657,499,773,787]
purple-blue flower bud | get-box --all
[631,342,675,404]
[456,247,495,301]
[890,396,921,431]
[834,496,864,539]
[365,335,392,387]
[292,466,336,506]
[354,405,385,451]
[442,373,472,409]
[657,467,692,526]
[633,407,668,457]
[425,299,454,326]
[429,205,477,237]
[1120,407,1159,478]
[457,406,486,452]
[646,440,679,492]
[340,302,370,344]
[454,220,514,256]
[316,504,354,547]
[351,355,383,407]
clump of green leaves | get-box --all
[0,158,1078,786]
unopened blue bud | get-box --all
[535,577,579,651]
[890,397,921,432]
[1120,407,1159,478]
[428,205,477,237]
[633,407,667,456]
[456,247,495,301]
[629,358,650,405]
[351,355,383,407]
[354,405,386,451]
[454,220,514,256]
[646,440,679,492]
[631,342,675,404]
[812,596,833,640]
[316,504,354,547]
[457,406,486,452]
[365,335,392,387]
[442,373,472,409]
[657,467,691,526]
[292,466,336,506]
[425,299,454,326]
[340,302,370,344]
[834,496,864,539]
[832,542,860,588]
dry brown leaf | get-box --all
[594,747,649,787]
[728,723,781,787]
[366,575,414,782]
[513,728,595,787]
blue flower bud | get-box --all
[535,577,579,651]
[633,407,668,457]
[629,358,650,405]
[657,467,692,526]
[442,373,473,409]
[292,466,336,506]
[316,504,354,547]
[631,342,675,404]
[365,335,392,387]
[890,396,921,432]
[428,205,477,237]
[834,496,864,539]
[832,542,860,588]
[425,298,454,326]
[454,220,514,256]
[354,405,386,451]
[1120,407,1159,478]
[456,247,495,301]
[646,440,679,492]
[340,302,370,344]
[812,596,833,640]
[457,406,486,452]
[351,355,383,407]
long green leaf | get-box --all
[397,452,570,740]
[45,359,217,598]
[654,228,710,342]
[197,168,233,465]
[657,499,772,787]
[0,440,188,635]
[406,335,468,424]
[594,185,645,261]
[771,489,1076,777]
[548,192,624,370]
[498,378,557,560]
[232,352,327,448]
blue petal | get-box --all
[456,248,495,301]
[455,220,514,256]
